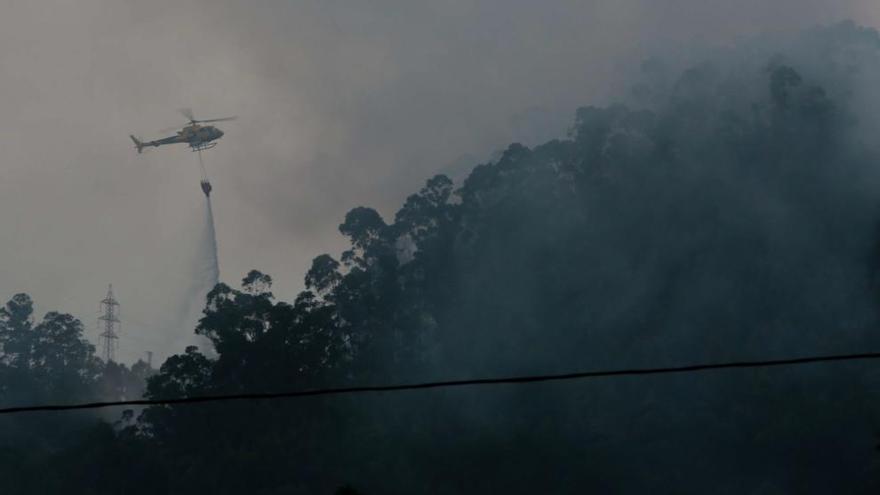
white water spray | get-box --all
[203,195,220,287]
[168,151,221,356]
[197,149,220,283]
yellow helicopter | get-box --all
[130,109,236,154]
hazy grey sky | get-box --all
[0,0,877,362]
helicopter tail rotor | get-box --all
[129,135,145,154]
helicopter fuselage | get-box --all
[130,110,235,154]
[179,124,224,146]
[130,124,224,153]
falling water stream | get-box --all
[167,150,221,356]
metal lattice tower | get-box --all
[98,284,120,363]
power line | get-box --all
[2,350,879,415]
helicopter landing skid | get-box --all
[190,142,217,152]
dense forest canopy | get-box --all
[6,20,880,494]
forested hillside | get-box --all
[6,21,880,494]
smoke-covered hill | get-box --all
[8,20,880,494]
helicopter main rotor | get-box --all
[154,109,237,134]
[179,108,237,125]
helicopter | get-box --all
[129,109,236,154]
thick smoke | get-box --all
[8,20,880,495]
[31,20,880,494]
[320,22,880,493]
